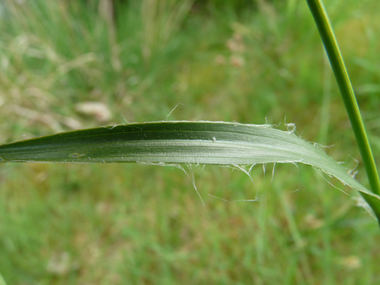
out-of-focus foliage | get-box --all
[1,0,380,284]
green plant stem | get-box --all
[306,0,380,198]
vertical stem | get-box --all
[306,0,380,194]
[306,0,380,222]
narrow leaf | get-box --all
[1,121,380,220]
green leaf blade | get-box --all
[0,121,339,165]
[1,121,380,221]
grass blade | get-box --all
[1,121,380,220]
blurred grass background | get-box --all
[0,0,380,284]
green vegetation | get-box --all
[307,0,380,223]
[1,0,380,284]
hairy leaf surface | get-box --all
[1,121,379,219]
